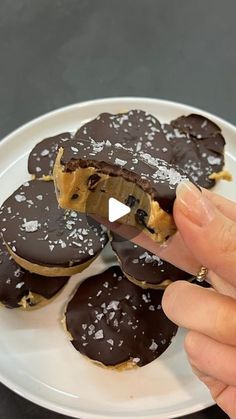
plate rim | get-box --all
[1,96,231,418]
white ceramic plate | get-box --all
[0,98,236,419]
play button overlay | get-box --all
[108,198,130,222]
[85,176,151,241]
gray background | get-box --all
[0,0,233,418]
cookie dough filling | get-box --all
[28,132,73,179]
[0,238,69,309]
[111,233,193,289]
[54,139,189,243]
[65,266,178,369]
[75,109,227,188]
[0,180,108,276]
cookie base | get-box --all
[6,242,97,277]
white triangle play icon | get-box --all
[108,197,131,223]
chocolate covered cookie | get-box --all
[75,110,227,188]
[75,110,173,162]
[54,139,189,243]
[111,233,193,289]
[0,180,108,276]
[0,237,69,309]
[28,132,73,179]
[65,266,178,369]
[169,113,228,187]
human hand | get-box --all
[162,181,236,418]
[93,180,236,417]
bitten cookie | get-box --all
[28,132,73,179]
[0,237,69,309]
[0,180,108,276]
[65,266,178,369]
[111,233,193,289]
[75,110,227,188]
[54,139,189,243]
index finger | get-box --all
[92,214,199,275]
[163,281,236,345]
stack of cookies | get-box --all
[0,109,228,369]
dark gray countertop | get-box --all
[0,0,233,418]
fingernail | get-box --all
[176,181,215,226]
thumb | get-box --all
[174,181,236,285]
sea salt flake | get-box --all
[207,155,221,165]
[71,146,78,152]
[107,339,114,346]
[16,281,24,289]
[149,340,158,351]
[88,325,95,335]
[132,357,140,363]
[113,319,118,327]
[94,329,104,340]
[108,311,115,320]
[201,120,208,128]
[115,158,127,166]
[136,142,142,152]
[14,268,21,277]
[149,305,155,311]
[107,300,119,310]
[142,294,150,303]
[15,194,26,202]
[22,220,40,232]
[36,195,43,200]
[41,149,49,156]
[59,240,66,248]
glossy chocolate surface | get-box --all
[111,233,192,285]
[66,266,178,367]
[74,110,225,188]
[0,180,108,267]
[28,132,73,178]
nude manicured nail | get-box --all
[176,181,215,226]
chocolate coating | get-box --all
[170,114,225,188]
[28,132,73,178]
[171,113,222,138]
[111,233,192,286]
[0,237,69,308]
[65,266,178,367]
[60,138,189,214]
[0,180,108,267]
[75,110,173,162]
[75,110,225,189]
